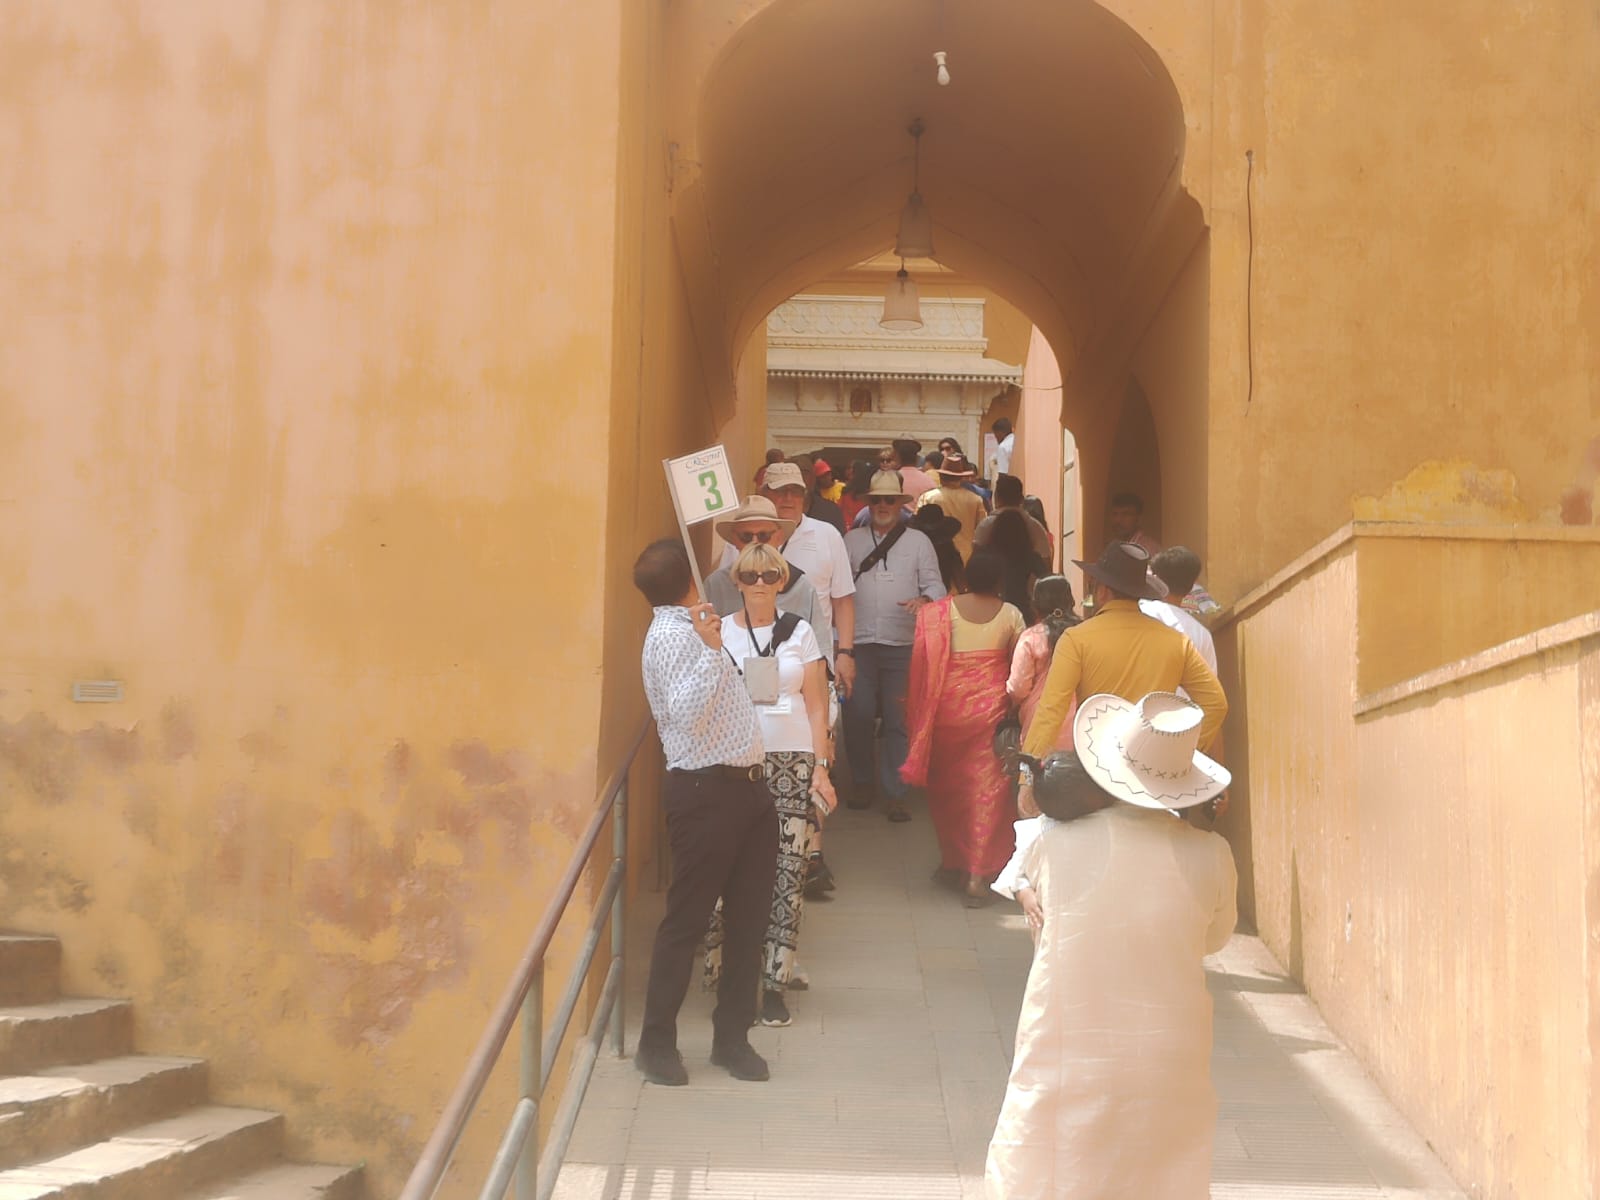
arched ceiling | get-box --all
[668,0,1206,406]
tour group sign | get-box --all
[662,444,738,595]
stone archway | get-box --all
[662,0,1211,538]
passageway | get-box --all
[554,811,1464,1199]
[663,0,1212,558]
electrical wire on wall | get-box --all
[1245,148,1256,414]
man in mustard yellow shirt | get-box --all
[1022,542,1227,759]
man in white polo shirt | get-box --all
[1139,546,1217,674]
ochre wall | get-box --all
[1016,329,1076,579]
[1203,0,1600,599]
[1128,242,1210,565]
[1219,528,1600,1198]
[1353,528,1600,694]
[0,6,632,1195]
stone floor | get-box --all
[551,805,1466,1200]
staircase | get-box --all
[0,932,362,1199]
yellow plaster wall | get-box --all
[1204,0,1600,600]
[1354,528,1600,695]
[1016,329,1076,578]
[1127,241,1211,563]
[1220,530,1600,1198]
[0,5,632,1194]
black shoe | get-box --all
[634,1044,688,1086]
[759,989,793,1028]
[710,1040,771,1081]
[807,855,837,892]
[803,876,835,901]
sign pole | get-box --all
[662,456,708,601]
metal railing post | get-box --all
[611,777,628,1058]
[516,964,543,1200]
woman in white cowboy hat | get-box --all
[985,691,1238,1200]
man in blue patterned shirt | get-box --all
[632,539,778,1086]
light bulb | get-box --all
[934,51,950,86]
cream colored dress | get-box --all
[985,805,1238,1200]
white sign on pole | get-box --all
[663,446,739,526]
[662,445,740,600]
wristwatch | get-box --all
[815,757,833,771]
[837,647,855,657]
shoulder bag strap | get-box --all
[853,523,907,580]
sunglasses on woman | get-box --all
[734,530,776,545]
[737,569,783,586]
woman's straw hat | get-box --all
[1072,691,1230,810]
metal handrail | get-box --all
[398,720,652,1200]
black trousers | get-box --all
[639,768,779,1053]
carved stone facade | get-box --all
[766,295,1022,459]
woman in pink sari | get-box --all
[902,548,1026,906]
[1008,575,1081,753]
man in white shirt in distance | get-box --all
[1138,546,1217,674]
[989,416,1015,479]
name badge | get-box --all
[876,570,897,584]
[742,656,780,705]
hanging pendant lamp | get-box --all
[894,119,935,259]
[880,266,923,331]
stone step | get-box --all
[182,1162,365,1200]
[0,937,61,1007]
[0,1105,283,1200]
[0,1056,209,1170]
[0,1002,133,1076]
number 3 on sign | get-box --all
[697,471,725,513]
[663,445,738,528]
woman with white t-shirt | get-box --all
[705,541,836,1029]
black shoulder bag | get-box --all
[852,524,907,580]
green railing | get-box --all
[397,721,651,1200]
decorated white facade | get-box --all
[765,295,1022,460]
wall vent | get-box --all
[71,680,124,703]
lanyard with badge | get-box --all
[726,598,781,705]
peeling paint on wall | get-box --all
[1353,460,1526,524]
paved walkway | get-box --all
[555,807,1465,1199]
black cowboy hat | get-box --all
[1072,541,1168,601]
[910,503,962,543]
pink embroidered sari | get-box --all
[902,598,1017,877]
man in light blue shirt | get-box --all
[841,471,947,821]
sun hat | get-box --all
[1072,541,1168,601]
[1072,691,1231,810]
[712,495,797,544]
[910,503,962,542]
[935,453,977,479]
[760,461,807,492]
[865,469,909,500]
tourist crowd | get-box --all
[631,423,1236,1199]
